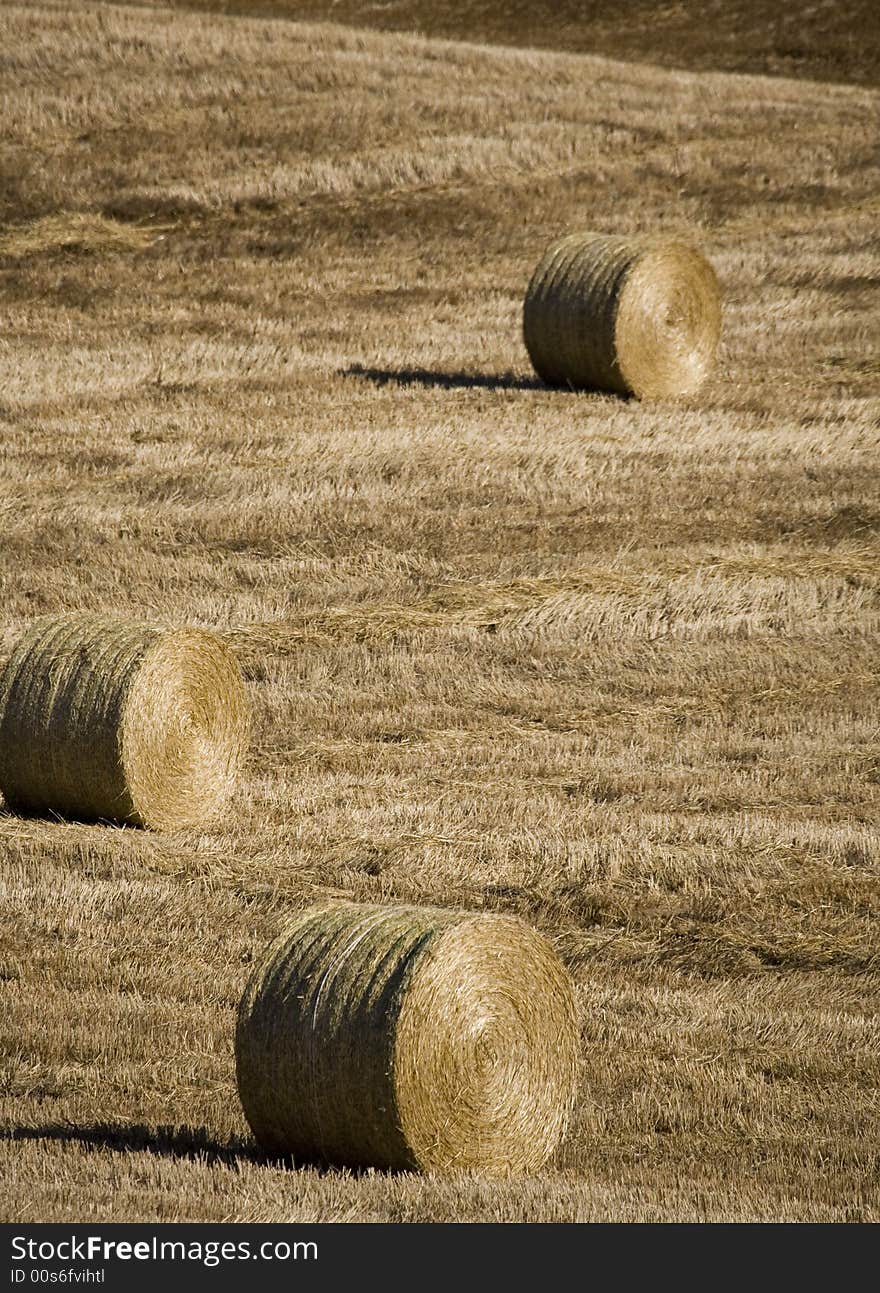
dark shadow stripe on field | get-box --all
[344,364,543,392]
[1,1122,271,1168]
[1,1123,393,1175]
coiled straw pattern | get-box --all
[0,613,249,829]
[523,231,721,398]
[236,900,580,1175]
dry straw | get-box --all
[236,900,580,1175]
[0,613,249,829]
[523,231,721,398]
[0,214,163,259]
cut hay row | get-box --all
[235,900,580,1174]
[0,213,164,260]
[221,541,880,654]
[524,232,722,398]
[0,613,249,830]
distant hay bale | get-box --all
[236,900,580,1174]
[0,613,249,829]
[523,232,721,398]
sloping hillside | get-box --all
[119,0,880,85]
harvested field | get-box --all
[0,0,878,1223]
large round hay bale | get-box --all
[523,232,721,398]
[0,613,249,829]
[236,900,580,1174]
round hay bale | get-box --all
[523,231,721,398]
[0,613,249,829]
[235,900,580,1175]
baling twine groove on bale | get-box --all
[0,613,249,830]
[235,900,580,1175]
[523,232,722,398]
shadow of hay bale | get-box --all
[343,364,543,392]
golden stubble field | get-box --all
[0,0,879,1221]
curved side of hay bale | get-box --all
[0,615,156,823]
[235,901,580,1175]
[0,613,249,829]
[524,232,640,395]
[523,231,721,398]
[237,903,437,1170]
